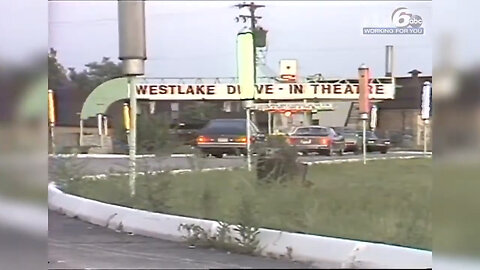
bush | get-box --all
[255,135,307,183]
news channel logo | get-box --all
[363,7,424,35]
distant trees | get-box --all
[48,48,122,93]
[48,48,69,90]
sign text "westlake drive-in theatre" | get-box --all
[134,82,395,100]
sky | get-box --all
[47,1,432,79]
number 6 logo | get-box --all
[391,7,411,28]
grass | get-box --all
[63,158,432,250]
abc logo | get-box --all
[392,7,423,28]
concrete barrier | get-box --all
[48,183,432,268]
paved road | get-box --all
[49,151,427,177]
[48,211,318,269]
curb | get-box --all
[304,154,431,166]
[49,154,156,159]
[48,183,432,269]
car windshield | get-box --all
[294,127,329,136]
[201,119,250,135]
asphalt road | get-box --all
[48,211,318,269]
[49,151,427,177]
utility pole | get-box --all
[234,2,265,32]
[235,2,265,80]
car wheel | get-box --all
[213,153,223,158]
[380,148,388,154]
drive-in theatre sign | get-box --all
[134,82,395,100]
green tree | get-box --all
[180,102,221,122]
[69,56,123,92]
[48,48,69,90]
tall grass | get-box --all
[64,158,432,250]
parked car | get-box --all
[287,126,345,156]
[332,127,361,154]
[169,121,208,146]
[195,118,266,158]
[357,130,390,154]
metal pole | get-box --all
[246,107,252,171]
[423,119,428,156]
[128,76,137,197]
[50,123,55,155]
[267,101,272,135]
[79,120,84,146]
[362,118,367,165]
[98,114,104,148]
[103,116,108,136]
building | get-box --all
[376,69,432,149]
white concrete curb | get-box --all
[80,167,233,181]
[303,155,431,166]
[49,154,156,159]
[48,183,431,269]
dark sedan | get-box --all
[287,126,345,156]
[195,119,265,158]
[357,130,390,154]
[332,127,361,154]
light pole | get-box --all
[118,0,146,196]
[421,81,432,156]
[358,64,370,165]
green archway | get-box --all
[80,77,129,120]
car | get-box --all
[169,121,208,146]
[332,127,361,154]
[287,126,345,156]
[356,130,390,154]
[195,118,266,158]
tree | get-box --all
[69,56,123,92]
[180,101,222,123]
[48,48,69,90]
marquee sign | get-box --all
[134,82,395,101]
[251,102,334,112]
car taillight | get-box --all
[197,136,210,143]
[318,137,331,145]
[235,136,247,143]
[235,136,254,143]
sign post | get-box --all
[421,81,432,156]
[370,104,378,131]
[358,64,370,165]
[118,0,146,197]
[97,113,104,148]
[48,89,56,154]
[237,30,256,172]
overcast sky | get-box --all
[47,1,432,79]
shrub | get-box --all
[256,135,307,183]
